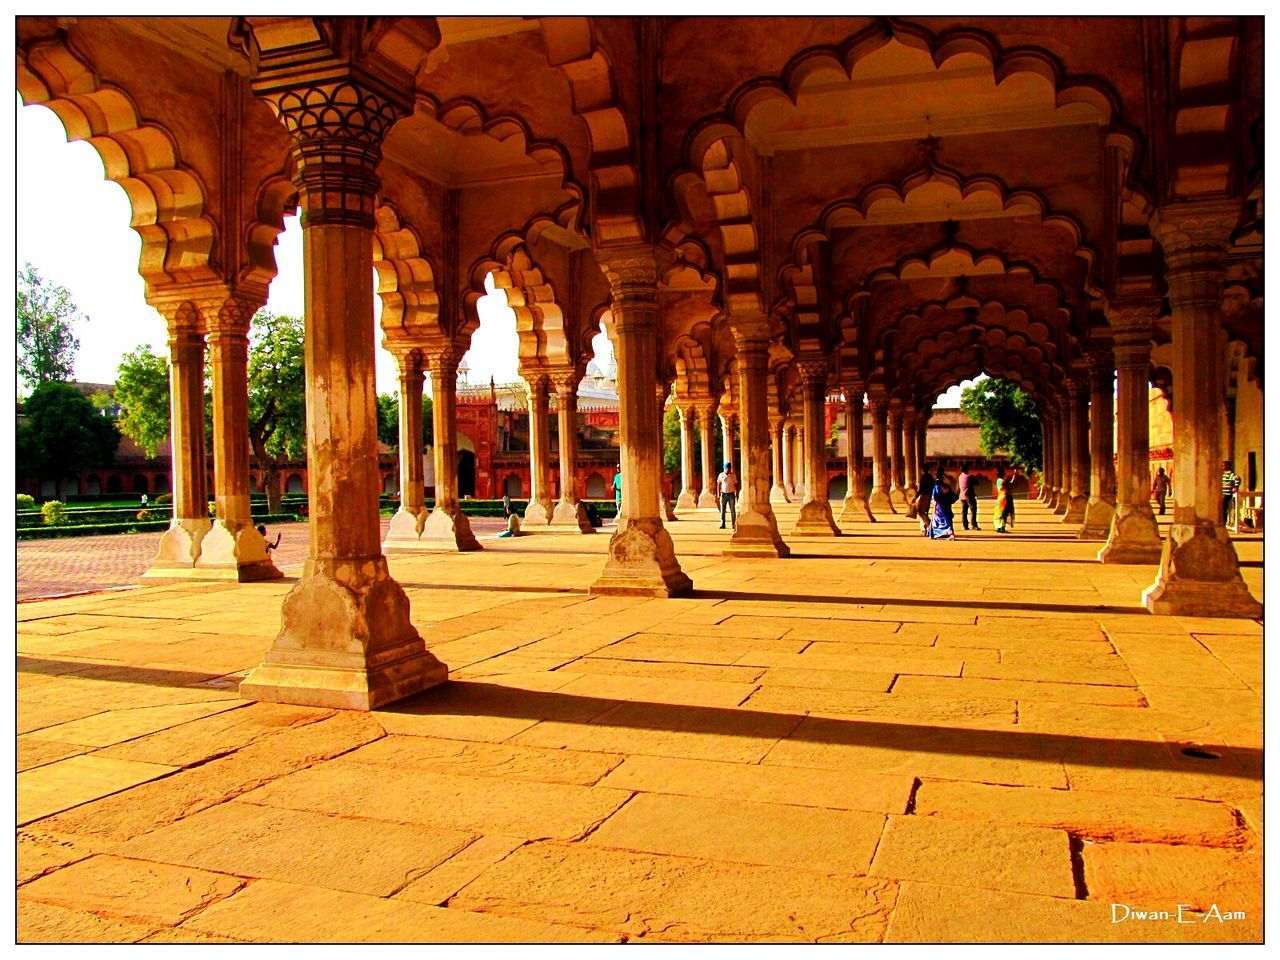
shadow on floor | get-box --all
[685,589,1149,616]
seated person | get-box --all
[256,524,282,553]
[497,506,522,538]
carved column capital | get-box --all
[549,368,582,396]
[203,296,262,340]
[795,357,828,388]
[1151,201,1240,308]
[257,76,408,228]
[597,246,659,323]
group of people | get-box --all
[912,462,1018,539]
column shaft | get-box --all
[676,406,698,510]
[888,406,907,505]
[524,375,554,524]
[1079,354,1117,539]
[698,406,719,509]
[421,357,481,549]
[551,378,593,531]
[868,399,894,513]
[726,331,790,557]
[793,362,839,535]
[838,390,874,522]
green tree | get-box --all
[111,345,171,458]
[374,392,434,453]
[662,404,680,475]
[960,377,1043,471]
[18,382,119,498]
[248,311,306,513]
[16,262,82,391]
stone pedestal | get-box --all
[550,374,594,532]
[838,389,874,523]
[523,372,555,525]
[792,359,840,536]
[726,328,790,558]
[241,68,444,709]
[1142,203,1260,617]
[144,316,213,580]
[590,250,690,596]
[868,397,895,514]
[1100,305,1163,564]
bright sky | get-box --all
[19,91,973,405]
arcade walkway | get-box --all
[17,500,1262,943]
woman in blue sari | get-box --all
[929,479,959,540]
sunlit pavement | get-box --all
[17,498,1262,942]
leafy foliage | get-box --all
[662,404,680,474]
[17,494,36,510]
[959,378,1042,471]
[17,263,82,391]
[41,500,68,526]
[112,345,171,458]
[18,382,120,498]
[248,311,306,513]
[375,391,433,452]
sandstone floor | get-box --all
[16,499,1263,943]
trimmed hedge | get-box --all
[17,512,300,541]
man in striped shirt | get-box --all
[1221,460,1241,526]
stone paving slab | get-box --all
[14,499,1263,943]
[18,755,178,826]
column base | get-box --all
[142,518,212,579]
[194,520,284,581]
[240,557,447,710]
[1098,505,1163,564]
[769,484,791,504]
[868,490,897,514]
[1142,522,1261,618]
[784,484,797,499]
[793,500,841,536]
[794,482,807,498]
[419,506,482,551]
[382,507,427,550]
[725,506,791,558]
[676,490,698,511]
[838,494,876,523]
[1051,492,1069,515]
[589,518,692,597]
[662,499,678,522]
[523,498,554,526]
[889,487,908,507]
[1077,498,1116,541]
[551,499,595,533]
[697,490,719,509]
[1061,495,1088,524]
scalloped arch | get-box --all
[18,34,217,292]
[373,202,441,350]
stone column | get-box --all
[384,350,429,549]
[1078,348,1118,540]
[768,415,789,503]
[194,298,281,581]
[888,402,908,507]
[916,414,928,480]
[793,358,840,535]
[1051,395,1070,514]
[903,412,920,502]
[1061,378,1090,523]
[838,387,874,522]
[721,410,738,473]
[726,326,790,557]
[1038,412,1054,502]
[421,349,481,549]
[783,422,793,496]
[523,372,554,525]
[868,396,894,513]
[1100,304,1163,563]
[657,385,678,521]
[792,423,806,496]
[550,370,593,532]
[590,251,690,596]
[144,307,212,578]
[241,70,445,709]
[676,404,698,511]
[697,403,719,508]
[1142,204,1259,616]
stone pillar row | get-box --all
[697,402,720,509]
[888,401,907,506]
[1078,348,1118,540]
[868,396,894,513]
[768,415,789,503]
[550,370,594,532]
[792,357,840,536]
[839,386,874,522]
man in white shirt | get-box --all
[716,461,738,529]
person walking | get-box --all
[957,463,979,530]
[1221,460,1241,526]
[993,465,1011,533]
[1003,467,1018,529]
[1150,466,1171,515]
[928,477,959,540]
[716,461,738,529]
[613,464,623,514]
[913,465,935,535]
